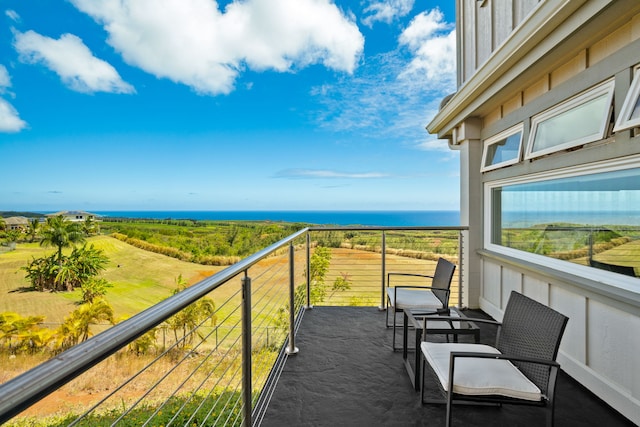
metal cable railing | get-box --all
[0,226,467,426]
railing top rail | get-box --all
[0,227,309,424]
[308,225,468,232]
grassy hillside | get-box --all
[0,236,224,324]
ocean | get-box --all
[94,210,461,227]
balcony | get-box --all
[0,227,632,426]
[259,306,631,426]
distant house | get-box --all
[46,210,99,222]
[3,216,29,231]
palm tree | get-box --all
[56,298,114,350]
[82,216,99,236]
[27,218,39,242]
[0,312,46,352]
[40,215,85,265]
[167,275,217,349]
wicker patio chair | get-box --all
[386,257,455,351]
[420,291,569,427]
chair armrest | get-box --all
[412,307,451,316]
[387,272,434,287]
[421,315,500,329]
[393,285,450,292]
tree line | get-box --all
[1,216,347,358]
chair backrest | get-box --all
[431,258,456,306]
[496,291,569,394]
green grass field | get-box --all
[0,236,225,324]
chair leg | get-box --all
[392,307,397,350]
[386,300,390,327]
[420,354,426,404]
[546,405,554,427]
[445,388,453,427]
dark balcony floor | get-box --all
[259,306,634,427]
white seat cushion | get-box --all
[387,287,442,310]
[421,342,542,401]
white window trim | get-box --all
[613,65,640,133]
[481,123,524,172]
[525,79,615,159]
[483,155,640,291]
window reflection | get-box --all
[491,167,640,277]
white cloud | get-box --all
[14,30,135,94]
[5,9,20,22]
[310,7,456,152]
[416,134,453,152]
[275,169,388,179]
[0,64,26,133]
[0,98,27,132]
[399,9,456,90]
[0,65,11,90]
[70,0,364,95]
[362,0,414,26]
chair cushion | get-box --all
[421,342,542,401]
[387,288,442,310]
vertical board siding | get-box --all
[476,1,493,66]
[462,0,477,82]
[550,286,587,364]
[459,0,540,85]
[493,0,514,50]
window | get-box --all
[614,66,640,133]
[487,161,640,279]
[481,124,523,172]
[525,80,614,159]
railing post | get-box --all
[306,232,312,309]
[241,272,252,427]
[287,242,299,355]
[458,231,463,308]
[380,230,386,310]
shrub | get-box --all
[22,244,108,292]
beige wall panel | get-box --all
[632,14,640,41]
[550,286,586,364]
[587,299,640,395]
[590,23,632,66]
[484,107,502,126]
[522,275,548,305]
[523,76,549,105]
[501,267,522,309]
[551,51,587,89]
[482,260,501,307]
[502,93,523,117]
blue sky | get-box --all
[0,0,458,212]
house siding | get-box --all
[430,0,640,423]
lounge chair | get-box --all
[421,291,569,427]
[386,257,456,351]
